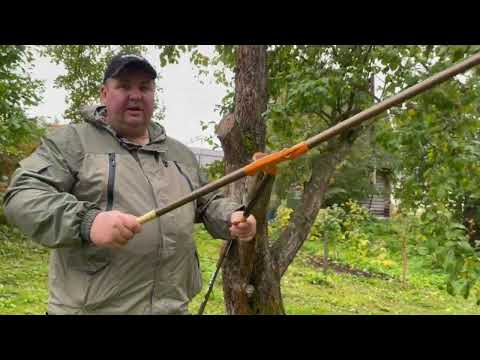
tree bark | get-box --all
[216,45,284,315]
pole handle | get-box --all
[137,210,157,225]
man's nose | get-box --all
[129,88,142,100]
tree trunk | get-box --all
[215,45,364,314]
[216,45,284,315]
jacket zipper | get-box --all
[106,153,116,211]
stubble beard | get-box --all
[108,112,151,139]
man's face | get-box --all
[101,68,155,138]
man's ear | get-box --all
[100,84,107,105]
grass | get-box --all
[0,225,49,315]
[1,223,480,315]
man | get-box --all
[3,53,256,315]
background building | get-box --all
[189,147,224,168]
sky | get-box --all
[26,45,232,148]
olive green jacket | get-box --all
[3,105,239,315]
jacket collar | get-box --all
[81,105,168,153]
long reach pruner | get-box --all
[135,51,480,314]
[137,52,480,226]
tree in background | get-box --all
[376,45,480,300]
[42,45,168,123]
[0,45,45,181]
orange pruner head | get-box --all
[244,143,309,176]
[252,152,278,175]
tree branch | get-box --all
[315,109,333,125]
[271,135,359,277]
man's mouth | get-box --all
[126,106,144,116]
[127,106,143,111]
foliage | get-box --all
[415,209,480,301]
[42,45,170,123]
[374,45,480,301]
[0,46,45,159]
[204,159,224,182]
[312,205,345,239]
[324,128,394,207]
[268,203,294,241]
[272,200,398,271]
[260,46,480,212]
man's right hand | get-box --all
[90,211,142,248]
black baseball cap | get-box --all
[103,53,157,83]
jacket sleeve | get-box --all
[3,126,101,248]
[193,164,243,241]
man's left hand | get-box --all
[229,211,257,242]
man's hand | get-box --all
[90,211,142,248]
[229,211,257,242]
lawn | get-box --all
[1,223,479,315]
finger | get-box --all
[231,218,248,227]
[235,222,250,230]
[229,225,237,235]
[231,211,246,224]
[231,223,250,234]
[238,235,254,242]
[128,219,142,234]
[117,225,134,242]
[231,214,256,227]
[111,227,129,246]
[237,229,254,237]
[230,229,254,242]
[105,228,123,249]
[229,226,241,239]
[120,214,143,234]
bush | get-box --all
[268,203,294,241]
